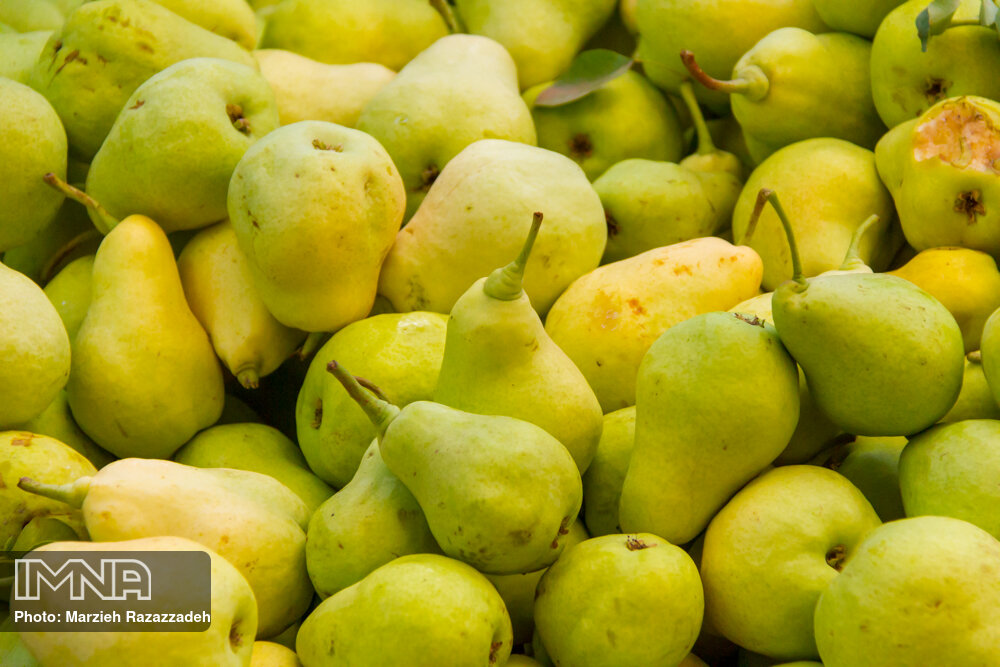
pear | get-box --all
[618,311,800,544]
[250,641,300,667]
[635,0,827,110]
[86,58,279,234]
[328,362,583,575]
[485,519,589,646]
[253,49,394,126]
[0,431,94,545]
[18,458,312,638]
[0,30,50,83]
[18,536,258,667]
[30,0,256,159]
[595,82,744,262]
[0,262,71,428]
[378,139,605,315]
[455,0,615,89]
[151,0,257,49]
[434,213,604,473]
[811,0,903,37]
[0,0,65,31]
[941,351,1000,422]
[356,34,537,219]
[534,534,704,666]
[175,423,333,513]
[297,553,513,666]
[816,436,907,522]
[42,254,93,341]
[545,236,763,412]
[65,214,223,458]
[178,220,305,388]
[582,407,634,536]
[763,189,965,435]
[871,0,1000,128]
[228,120,405,332]
[980,309,1000,405]
[0,78,66,252]
[899,420,1000,539]
[682,28,884,162]
[295,311,447,488]
[876,96,1000,256]
[523,70,684,181]
[260,0,448,70]
[814,516,1000,666]
[701,466,880,660]
[731,138,896,290]
[305,441,441,598]
[1,195,96,284]
[18,391,114,469]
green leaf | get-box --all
[533,49,633,107]
[917,0,962,51]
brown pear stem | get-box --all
[429,0,464,34]
[680,50,754,95]
[738,187,770,246]
[483,212,543,301]
[325,361,399,438]
[17,477,91,509]
[39,228,102,284]
[43,173,118,235]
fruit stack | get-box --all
[2,0,1000,665]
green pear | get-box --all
[261,0,448,70]
[305,441,441,598]
[871,0,1000,128]
[596,82,744,262]
[175,423,332,513]
[253,49,394,126]
[378,139,605,315]
[151,0,257,49]
[297,553,513,666]
[66,215,224,458]
[506,657,544,667]
[763,190,965,435]
[1,195,96,284]
[545,236,763,412]
[485,519,589,646]
[811,0,903,37]
[635,0,827,110]
[18,536,258,667]
[682,28,884,162]
[295,311,447,488]
[178,220,305,388]
[250,641,300,667]
[0,78,66,252]
[0,0,64,31]
[817,436,907,522]
[899,419,1000,539]
[434,214,604,473]
[0,620,39,667]
[0,262,70,427]
[701,466,880,660]
[981,308,1000,404]
[85,58,278,235]
[523,70,684,181]
[0,431,94,545]
[30,0,256,159]
[228,120,405,332]
[876,96,1000,255]
[618,311,800,544]
[0,30,50,83]
[534,534,704,666]
[328,362,583,575]
[19,458,312,638]
[814,516,1000,665]
[940,352,1000,422]
[217,393,263,425]
[42,254,93,341]
[581,406,634,537]
[731,138,896,290]
[356,34,537,219]
[18,391,114,468]
[455,0,615,89]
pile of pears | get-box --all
[5,0,1000,665]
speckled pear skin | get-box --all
[772,273,964,436]
[618,312,800,545]
[296,554,513,667]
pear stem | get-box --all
[326,361,399,438]
[236,367,260,390]
[297,332,329,361]
[680,50,755,95]
[968,350,983,363]
[17,477,92,509]
[839,214,880,271]
[737,187,770,246]
[40,228,101,284]
[483,212,543,301]
[429,0,464,34]
[763,189,807,287]
[678,81,716,155]
[42,173,118,235]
